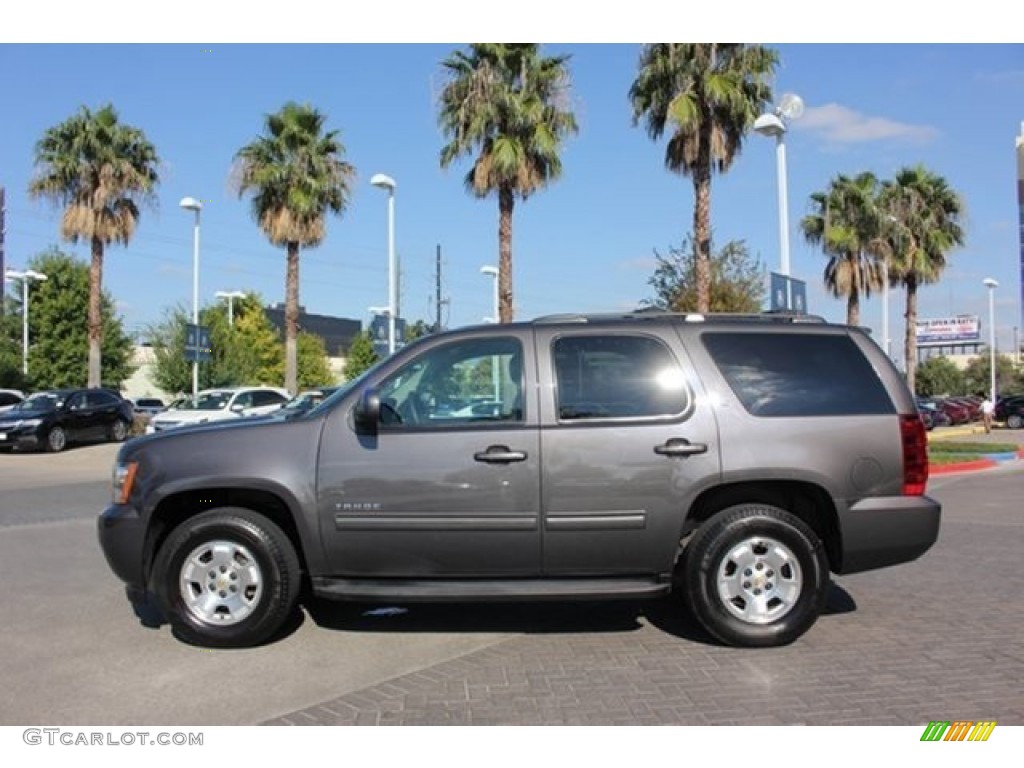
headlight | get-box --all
[112,461,139,504]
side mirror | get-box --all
[353,388,381,434]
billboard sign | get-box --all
[915,315,980,346]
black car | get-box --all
[995,395,1024,429]
[0,388,134,452]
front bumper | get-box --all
[98,503,147,588]
[838,494,941,574]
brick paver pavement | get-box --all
[265,466,1024,726]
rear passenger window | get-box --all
[553,335,690,420]
[702,332,894,417]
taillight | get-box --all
[900,414,928,495]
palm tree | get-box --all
[629,44,777,313]
[438,44,578,322]
[234,102,355,394]
[800,172,886,326]
[879,165,965,393]
[28,104,159,387]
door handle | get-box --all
[654,438,708,457]
[474,445,528,464]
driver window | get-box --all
[376,337,524,428]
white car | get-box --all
[146,387,289,433]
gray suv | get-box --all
[98,312,940,648]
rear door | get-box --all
[534,325,721,576]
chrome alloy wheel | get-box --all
[716,536,803,625]
[179,540,263,626]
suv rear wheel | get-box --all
[151,508,301,648]
[682,503,829,647]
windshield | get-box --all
[193,392,233,411]
[13,392,60,412]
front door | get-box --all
[316,332,541,577]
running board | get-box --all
[311,576,672,603]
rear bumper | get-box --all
[838,495,941,574]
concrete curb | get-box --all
[929,449,1024,475]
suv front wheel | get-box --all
[151,508,301,648]
[682,503,829,647]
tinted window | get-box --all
[702,332,893,417]
[553,335,690,420]
[87,391,119,407]
[0,393,20,406]
[377,337,524,428]
[253,391,287,407]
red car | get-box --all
[936,398,971,425]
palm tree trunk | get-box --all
[904,274,919,394]
[693,139,713,313]
[285,242,299,394]
[498,186,514,323]
[847,287,860,327]
[87,236,104,387]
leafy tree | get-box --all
[28,103,159,387]
[963,352,1022,399]
[296,331,334,389]
[405,319,432,342]
[343,331,379,381]
[629,44,777,312]
[915,356,965,397]
[0,299,28,389]
[234,102,356,394]
[8,247,134,389]
[150,294,285,394]
[801,172,886,326]
[438,44,578,322]
[646,236,765,313]
[879,165,965,393]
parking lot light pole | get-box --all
[480,266,499,323]
[180,197,202,400]
[4,268,47,375]
[370,174,397,354]
[215,290,245,327]
[984,277,999,403]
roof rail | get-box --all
[532,310,828,325]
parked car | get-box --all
[995,395,1024,429]
[275,387,339,418]
[146,387,289,433]
[915,398,951,429]
[0,388,133,452]
[0,389,25,414]
[947,397,981,422]
[100,311,939,650]
[935,397,971,425]
[132,398,167,418]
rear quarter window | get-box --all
[702,332,893,417]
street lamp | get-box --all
[480,266,499,323]
[983,277,999,403]
[4,268,47,376]
[215,290,245,327]
[370,173,397,355]
[755,93,804,308]
[180,196,202,400]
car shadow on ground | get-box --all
[127,581,857,649]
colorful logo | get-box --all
[920,721,996,741]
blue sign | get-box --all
[769,272,807,314]
[185,323,211,362]
[369,313,406,358]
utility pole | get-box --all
[435,245,442,332]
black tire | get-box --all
[46,426,67,453]
[109,418,130,442]
[1007,414,1022,430]
[682,503,829,647]
[151,508,301,648]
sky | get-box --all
[2,8,1023,361]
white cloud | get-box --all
[797,103,939,145]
